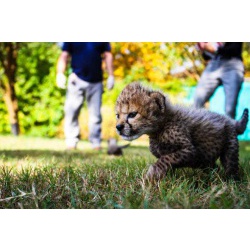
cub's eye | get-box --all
[128,112,138,119]
[116,114,119,119]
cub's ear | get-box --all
[150,92,166,113]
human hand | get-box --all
[107,75,115,90]
[197,42,206,50]
[197,42,221,54]
[56,73,67,89]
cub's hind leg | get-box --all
[220,133,240,180]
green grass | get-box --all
[0,135,250,209]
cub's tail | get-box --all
[236,108,249,135]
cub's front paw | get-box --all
[145,165,166,182]
[145,165,155,182]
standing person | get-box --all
[194,42,244,119]
[56,42,115,150]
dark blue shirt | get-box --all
[216,42,243,60]
[62,42,111,83]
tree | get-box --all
[0,42,64,137]
[0,42,20,135]
[111,42,202,90]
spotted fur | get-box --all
[115,82,249,181]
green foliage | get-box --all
[243,42,250,77]
[111,42,200,87]
[0,42,64,136]
[16,43,64,137]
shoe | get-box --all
[93,146,102,151]
[66,146,77,151]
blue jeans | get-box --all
[64,74,103,148]
[194,58,244,118]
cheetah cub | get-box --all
[115,82,249,181]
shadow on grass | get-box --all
[0,149,98,161]
[0,145,150,162]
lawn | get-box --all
[0,135,250,209]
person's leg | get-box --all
[193,60,221,108]
[64,77,85,149]
[86,82,103,149]
[222,59,244,119]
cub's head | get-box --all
[115,82,167,141]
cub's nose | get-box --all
[116,124,124,132]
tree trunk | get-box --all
[1,43,20,135]
[3,84,19,135]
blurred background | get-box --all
[0,42,250,141]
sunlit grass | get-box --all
[0,135,250,209]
